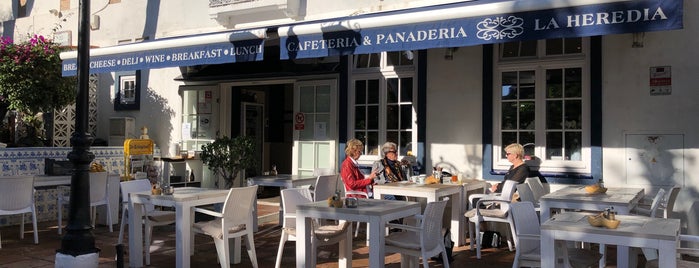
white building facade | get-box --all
[2,0,697,235]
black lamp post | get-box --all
[56,0,99,258]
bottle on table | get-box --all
[271,165,278,176]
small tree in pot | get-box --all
[200,135,256,188]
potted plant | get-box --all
[200,135,256,189]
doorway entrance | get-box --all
[229,79,338,177]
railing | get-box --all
[209,0,256,8]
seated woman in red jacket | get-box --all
[341,138,378,197]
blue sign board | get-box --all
[280,0,683,59]
[62,35,264,76]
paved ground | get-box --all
[0,194,630,268]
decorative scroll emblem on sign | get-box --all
[476,16,524,40]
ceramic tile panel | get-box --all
[0,146,126,226]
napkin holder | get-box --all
[328,195,344,208]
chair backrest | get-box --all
[313,168,335,176]
[120,179,155,212]
[280,188,313,229]
[663,186,681,218]
[525,177,547,201]
[516,183,537,204]
[421,200,448,251]
[0,176,35,212]
[221,185,258,229]
[89,172,109,204]
[501,180,518,200]
[498,180,519,212]
[648,188,666,218]
[511,201,541,254]
[313,174,340,202]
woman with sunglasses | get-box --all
[371,141,411,200]
[490,143,530,193]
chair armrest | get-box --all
[345,190,368,198]
[633,206,652,216]
[475,198,511,208]
[469,193,497,203]
[680,234,699,243]
[194,207,222,218]
[474,199,512,217]
[386,223,422,233]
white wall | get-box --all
[425,45,483,179]
[94,68,184,155]
[601,0,699,234]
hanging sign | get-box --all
[650,66,671,96]
[294,112,305,130]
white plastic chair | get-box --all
[0,176,38,248]
[511,201,602,268]
[57,171,113,234]
[636,186,680,219]
[660,186,681,219]
[312,174,341,202]
[117,179,175,265]
[516,183,536,204]
[645,234,699,268]
[275,187,351,268]
[465,179,518,259]
[631,188,666,261]
[192,185,259,268]
[525,177,548,201]
[384,200,450,268]
[342,179,369,237]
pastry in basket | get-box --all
[584,183,608,194]
[425,175,440,184]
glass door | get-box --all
[180,86,219,152]
[242,102,264,177]
[292,80,337,176]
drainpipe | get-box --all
[55,0,99,266]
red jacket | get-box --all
[340,156,373,197]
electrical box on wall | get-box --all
[109,117,136,146]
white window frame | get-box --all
[493,38,592,174]
[349,52,418,165]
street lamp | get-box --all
[55,0,99,266]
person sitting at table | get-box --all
[371,141,410,200]
[341,138,378,198]
[489,143,530,193]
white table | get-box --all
[247,174,317,228]
[539,186,645,223]
[295,198,421,268]
[128,187,230,268]
[539,186,645,267]
[373,181,465,246]
[541,212,680,268]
